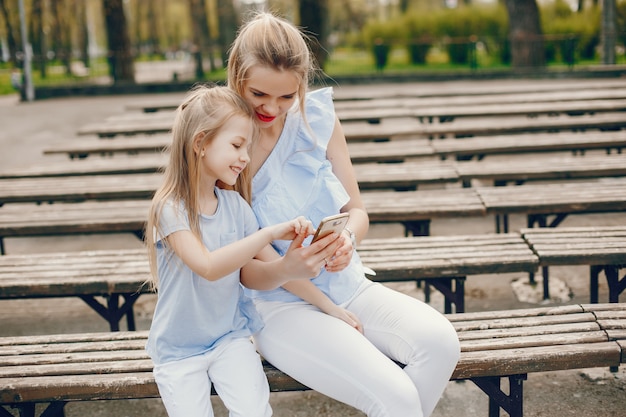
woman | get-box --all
[231,12,460,417]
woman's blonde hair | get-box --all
[144,84,258,291]
[227,12,317,118]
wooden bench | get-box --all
[475,177,626,233]
[0,154,168,180]
[41,129,626,165]
[42,134,172,160]
[1,303,623,417]
[456,153,626,187]
[0,249,151,331]
[0,161,460,207]
[76,110,626,140]
[521,226,626,303]
[126,81,626,113]
[0,234,538,336]
[3,178,626,254]
[118,98,626,125]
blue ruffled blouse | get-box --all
[247,87,366,305]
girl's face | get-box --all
[199,114,253,186]
[241,65,299,129]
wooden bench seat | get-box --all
[456,153,626,187]
[76,110,626,140]
[433,129,626,161]
[475,177,626,233]
[358,233,539,313]
[521,226,626,303]
[0,154,168,180]
[3,179,626,254]
[0,249,151,331]
[0,161,460,206]
[41,129,626,164]
[127,81,626,113]
[42,134,172,160]
[0,233,537,335]
[1,303,623,417]
[118,97,626,125]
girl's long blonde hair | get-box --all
[227,11,317,118]
[144,85,258,291]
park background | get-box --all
[2,0,626,98]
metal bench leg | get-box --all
[6,402,65,417]
[0,237,4,255]
[471,374,526,417]
[495,214,509,234]
[590,265,601,303]
[403,220,430,237]
[428,277,466,313]
[79,293,141,331]
[590,265,626,303]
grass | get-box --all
[1,47,623,96]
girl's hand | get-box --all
[270,216,314,241]
[324,229,354,273]
[325,304,363,333]
[280,231,343,279]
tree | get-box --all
[102,0,135,83]
[601,0,617,64]
[299,0,329,70]
[0,0,18,66]
[28,0,46,77]
[216,0,238,67]
[504,0,545,68]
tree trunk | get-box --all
[76,0,90,68]
[601,0,617,64]
[102,0,135,83]
[216,0,238,68]
[0,0,18,66]
[299,0,329,70]
[28,0,47,77]
[504,0,545,68]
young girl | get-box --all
[229,13,461,417]
[144,85,315,417]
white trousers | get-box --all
[253,282,460,417]
[153,337,272,417]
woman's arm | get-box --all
[241,233,362,332]
[325,116,370,272]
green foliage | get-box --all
[541,2,601,63]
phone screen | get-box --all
[311,213,350,244]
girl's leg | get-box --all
[253,301,423,417]
[210,337,272,417]
[346,283,460,417]
[153,354,214,417]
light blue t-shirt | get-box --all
[146,187,263,365]
[247,87,366,305]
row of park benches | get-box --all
[1,226,624,331]
[32,129,626,163]
[1,302,624,417]
[2,154,626,206]
[2,79,625,417]
[1,177,626,253]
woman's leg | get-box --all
[253,301,424,417]
[210,337,272,417]
[346,283,460,417]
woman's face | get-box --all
[241,65,299,129]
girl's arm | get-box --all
[241,233,363,332]
[325,116,370,272]
[165,216,312,284]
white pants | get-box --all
[253,282,460,417]
[153,337,272,417]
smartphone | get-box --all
[311,213,350,244]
